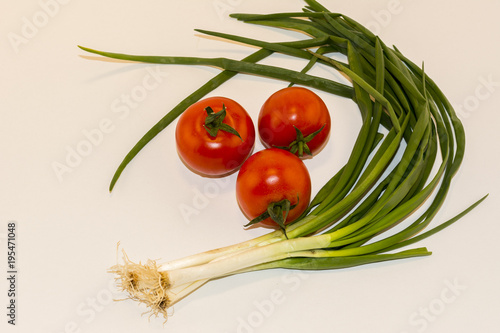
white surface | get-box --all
[1,0,499,332]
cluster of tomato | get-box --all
[175,87,331,230]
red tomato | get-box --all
[258,87,331,158]
[236,148,311,229]
[176,97,255,177]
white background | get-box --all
[1,0,499,332]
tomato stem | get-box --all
[203,104,243,140]
[276,125,325,157]
[244,199,298,236]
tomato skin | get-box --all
[236,148,311,228]
[175,97,255,177]
[258,87,331,157]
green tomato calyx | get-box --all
[203,104,242,140]
[276,125,325,157]
[244,198,299,237]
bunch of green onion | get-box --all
[79,0,486,320]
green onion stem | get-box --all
[78,46,353,99]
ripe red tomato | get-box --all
[236,148,311,229]
[176,97,255,177]
[258,87,331,158]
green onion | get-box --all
[81,0,487,320]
